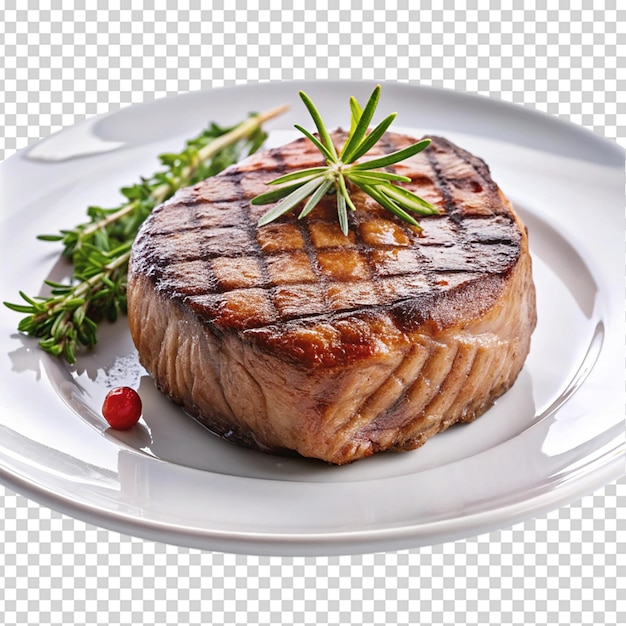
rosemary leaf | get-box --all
[258,177,326,226]
[346,112,397,163]
[375,182,439,214]
[336,187,349,235]
[346,170,412,184]
[250,180,312,205]
[354,182,421,228]
[299,179,334,219]
[267,166,328,185]
[298,91,338,160]
[293,124,336,163]
[337,173,357,213]
[339,85,381,162]
[352,138,432,171]
[252,86,437,234]
[349,97,363,134]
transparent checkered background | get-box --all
[1,2,624,625]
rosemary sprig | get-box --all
[251,85,437,234]
[4,105,288,363]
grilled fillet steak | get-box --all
[127,131,536,464]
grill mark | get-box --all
[352,131,437,309]
[442,137,497,192]
[230,147,292,174]
[236,153,283,320]
[185,200,215,297]
[154,257,513,327]
[254,148,288,175]
[236,280,470,330]
[263,134,350,320]
[424,144,516,277]
[145,223,229,237]
[295,211,331,317]
[136,203,201,277]
[356,130,400,304]
[421,139,470,295]
[425,143,458,221]
[249,156,290,177]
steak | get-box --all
[127,130,536,464]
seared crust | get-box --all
[128,130,536,463]
[131,132,524,365]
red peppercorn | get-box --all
[102,386,142,430]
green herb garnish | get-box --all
[251,85,437,234]
[4,105,288,363]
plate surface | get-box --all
[0,81,623,556]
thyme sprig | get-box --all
[4,105,288,363]
[251,85,437,234]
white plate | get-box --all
[0,81,623,556]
